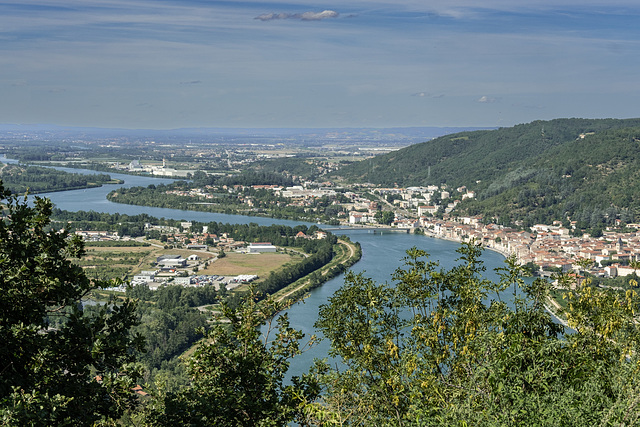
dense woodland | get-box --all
[0,163,118,194]
[105,179,349,223]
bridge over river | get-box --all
[322,226,410,233]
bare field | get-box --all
[201,252,294,276]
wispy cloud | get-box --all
[180,80,202,85]
[255,10,339,22]
[412,92,445,98]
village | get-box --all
[340,185,640,281]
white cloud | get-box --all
[255,10,339,21]
[300,10,339,20]
[412,92,445,98]
[477,95,498,103]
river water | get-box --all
[24,165,507,378]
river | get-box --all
[19,163,507,378]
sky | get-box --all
[1,0,640,129]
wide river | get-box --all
[29,166,507,378]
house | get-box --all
[418,205,438,216]
[349,213,365,224]
[132,270,157,283]
[186,244,208,250]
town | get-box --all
[159,180,640,280]
[82,175,640,287]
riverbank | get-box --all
[272,238,362,305]
[422,228,512,258]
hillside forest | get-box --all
[334,118,640,230]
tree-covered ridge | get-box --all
[0,163,119,194]
[332,118,640,226]
[462,126,640,228]
[333,118,640,188]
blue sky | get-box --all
[2,0,640,129]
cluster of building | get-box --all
[130,253,260,290]
[420,216,640,279]
[74,230,120,241]
[113,159,192,177]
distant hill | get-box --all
[332,118,640,229]
[0,124,491,147]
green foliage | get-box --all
[53,209,159,238]
[142,290,319,426]
[257,244,334,296]
[85,240,150,247]
[252,156,326,181]
[0,182,144,425]
[0,163,116,194]
[306,242,640,426]
[105,179,344,223]
[194,170,296,187]
[125,284,217,371]
[375,210,394,225]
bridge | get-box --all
[322,227,410,234]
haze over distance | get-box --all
[2,0,640,130]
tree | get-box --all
[574,256,595,284]
[0,183,145,425]
[375,210,394,225]
[305,241,640,426]
[143,290,319,426]
[630,260,640,288]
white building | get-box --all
[174,275,195,285]
[418,205,438,216]
[247,242,277,253]
[156,255,187,267]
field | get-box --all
[76,245,154,280]
[200,252,295,277]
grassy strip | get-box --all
[271,239,362,305]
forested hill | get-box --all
[332,118,640,227]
